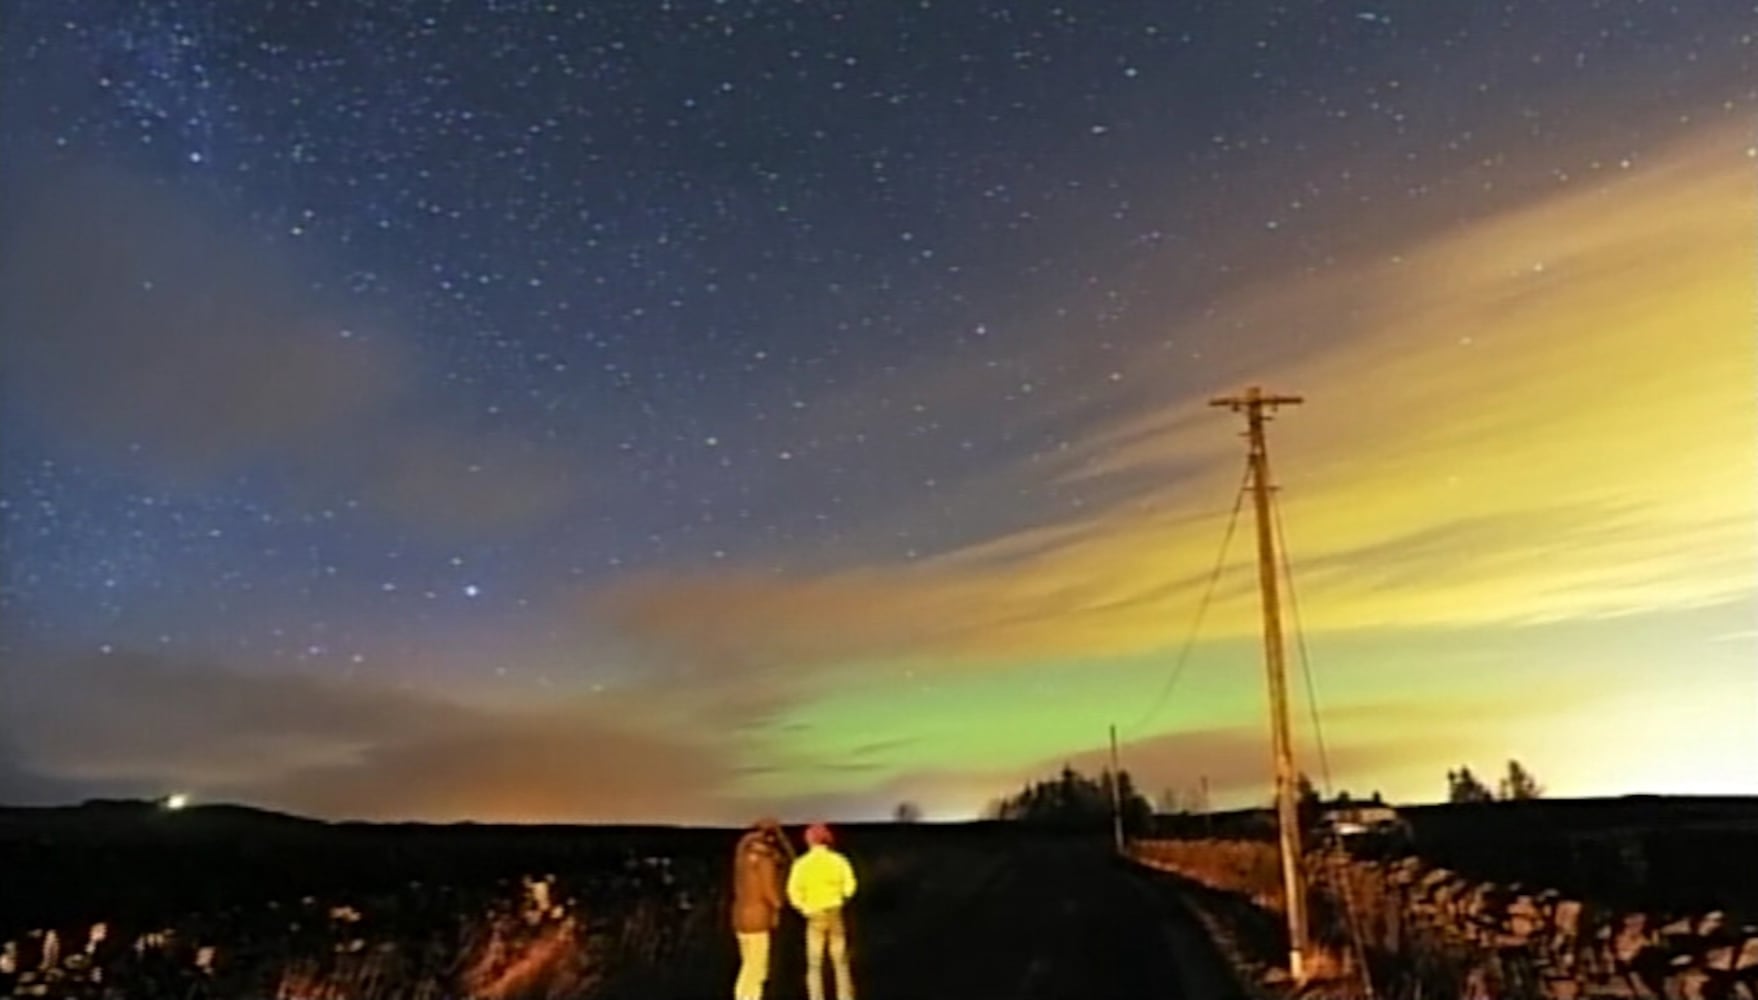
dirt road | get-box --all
[606,835,1247,1000]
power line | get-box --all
[1271,485,1334,797]
[1124,456,1253,737]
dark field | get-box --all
[0,803,1243,1000]
[1393,796,1758,917]
[8,795,1752,999]
[1152,795,1758,918]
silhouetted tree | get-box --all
[1447,766,1495,803]
[1295,772,1320,805]
[1294,772,1323,831]
[893,801,923,823]
[989,764,1151,833]
[1498,759,1544,800]
[1113,770,1152,831]
[1156,788,1182,814]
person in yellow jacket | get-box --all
[786,822,857,1000]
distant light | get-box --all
[163,793,190,811]
[463,583,481,598]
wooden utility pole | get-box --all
[1210,385,1310,984]
[1108,724,1125,853]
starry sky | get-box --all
[1,1,1753,824]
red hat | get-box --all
[805,822,834,846]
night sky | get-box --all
[1,1,1753,823]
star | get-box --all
[0,0,1747,825]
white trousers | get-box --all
[734,930,770,1000]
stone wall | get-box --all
[1131,838,1758,1000]
[0,854,709,1000]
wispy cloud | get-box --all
[0,167,585,539]
[3,650,741,823]
[596,124,1757,667]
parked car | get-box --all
[1318,804,1412,842]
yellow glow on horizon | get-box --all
[1500,671,1758,799]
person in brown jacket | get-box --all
[730,818,792,1000]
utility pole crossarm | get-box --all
[1208,390,1305,411]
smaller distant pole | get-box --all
[1109,724,1126,853]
